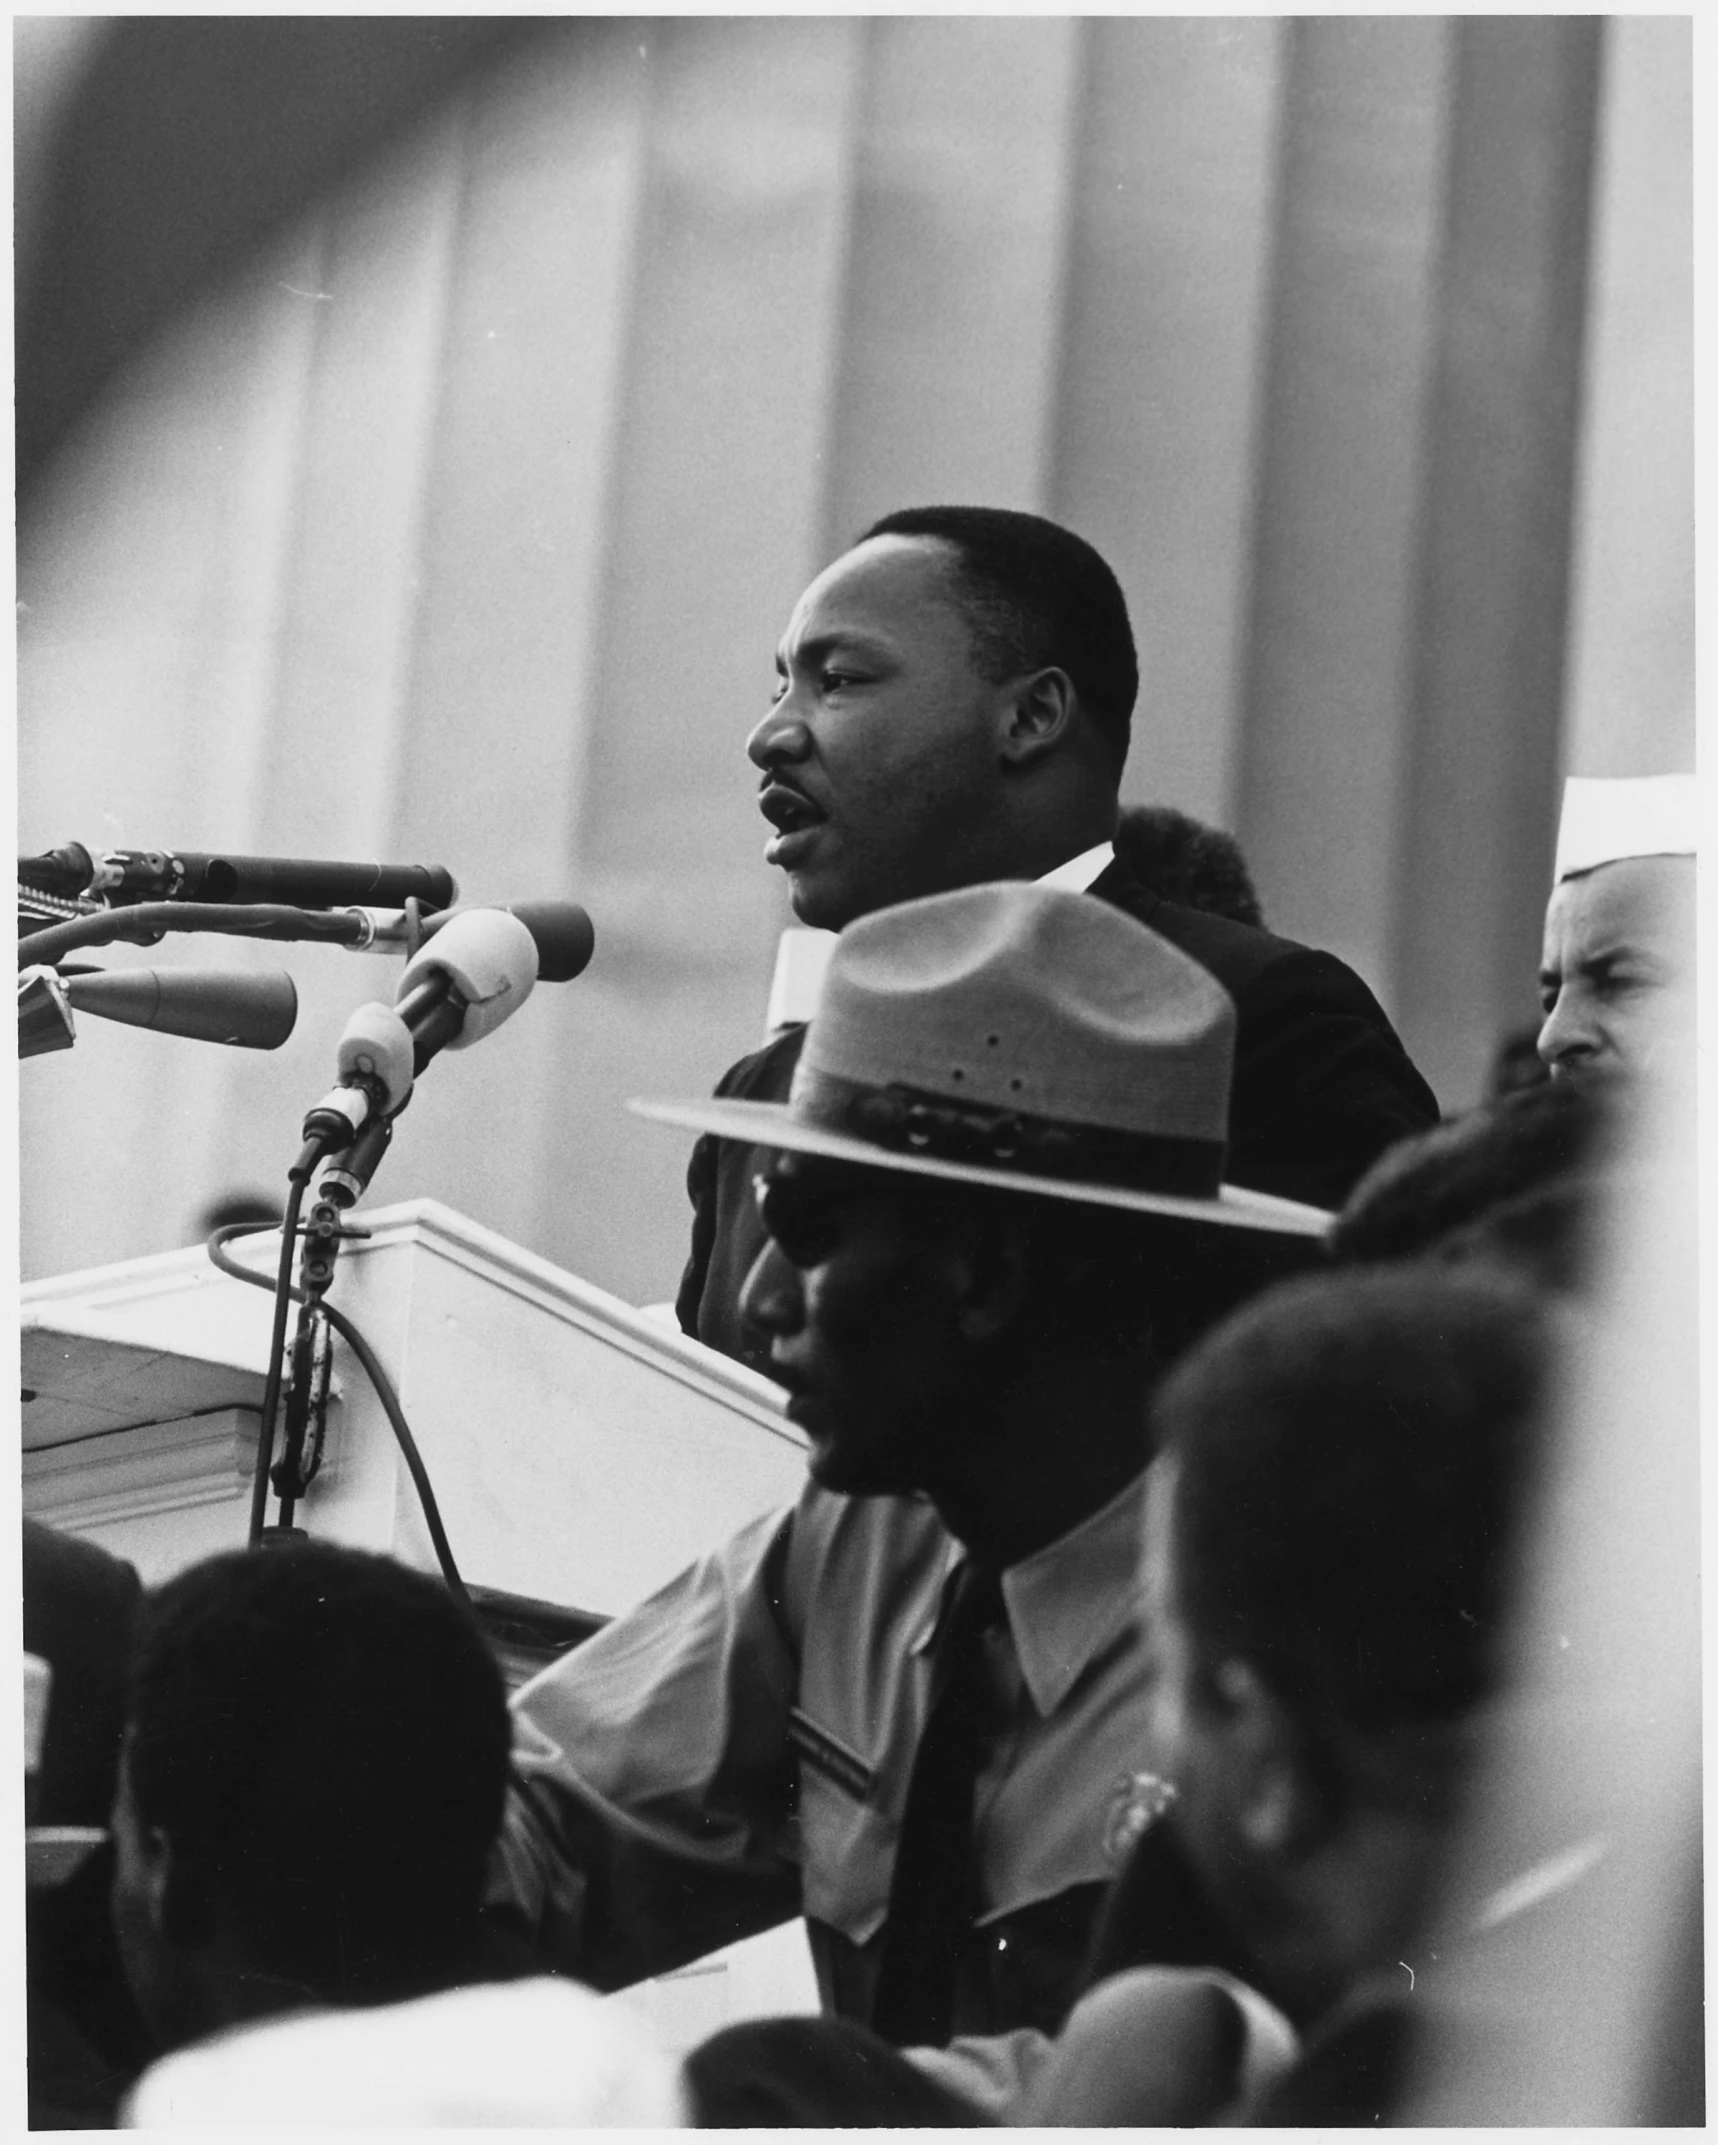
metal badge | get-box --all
[1103,1770,1179,1864]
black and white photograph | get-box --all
[16,13,1699,2127]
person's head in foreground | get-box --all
[1537,773,1696,1087]
[750,505,1137,931]
[1327,1071,1619,1298]
[636,881,1326,1565]
[111,1541,511,2055]
[1141,1264,1551,2029]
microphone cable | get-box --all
[206,1221,467,1600]
[20,901,368,969]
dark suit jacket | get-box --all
[23,1519,141,1828]
[676,858,1439,1373]
[23,1521,153,2126]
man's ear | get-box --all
[997,669,1078,769]
[941,1216,1031,1344]
[147,1827,216,1949]
[1210,1656,1328,1858]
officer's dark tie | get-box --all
[871,1561,1006,2047]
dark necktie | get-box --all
[870,1561,1006,2047]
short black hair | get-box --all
[1115,805,1264,928]
[1154,1266,1549,1734]
[126,1543,510,2005]
[859,505,1138,770]
[1329,1077,1614,1273]
[1424,1173,1611,1298]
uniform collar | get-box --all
[914,1473,1147,1718]
[1035,839,1115,894]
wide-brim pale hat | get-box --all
[634,882,1330,1238]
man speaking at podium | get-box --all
[492,881,1332,2044]
[677,506,1438,1374]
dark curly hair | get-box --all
[1328,1075,1616,1283]
[1115,805,1264,928]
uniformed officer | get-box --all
[490,881,1330,2044]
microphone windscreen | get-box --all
[506,901,595,983]
[398,907,538,1044]
[419,899,595,983]
[64,969,298,1049]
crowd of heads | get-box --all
[723,511,1693,2117]
[24,506,1693,2125]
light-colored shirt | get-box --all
[491,1471,1162,2035]
[1034,838,1116,894]
[123,1977,687,2128]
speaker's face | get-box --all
[746,535,1017,933]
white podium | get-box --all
[21,1198,823,2039]
[23,1195,805,1611]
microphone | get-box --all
[301,907,540,1157]
[64,967,298,1047]
[18,964,298,1054]
[18,841,94,899]
[32,845,459,912]
[418,899,594,984]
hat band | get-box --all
[793,1069,1227,1197]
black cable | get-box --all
[243,1179,309,1551]
[19,900,367,969]
[208,1221,467,1599]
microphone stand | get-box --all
[250,1106,403,1545]
[265,1195,339,1543]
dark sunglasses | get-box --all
[752,1166,876,1269]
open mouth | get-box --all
[760,782,828,868]
[767,1363,820,1436]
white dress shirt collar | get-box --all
[1034,840,1116,895]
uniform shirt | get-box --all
[491,1472,1164,2039]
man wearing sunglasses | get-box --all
[493,882,1330,2048]
[679,503,1438,1375]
